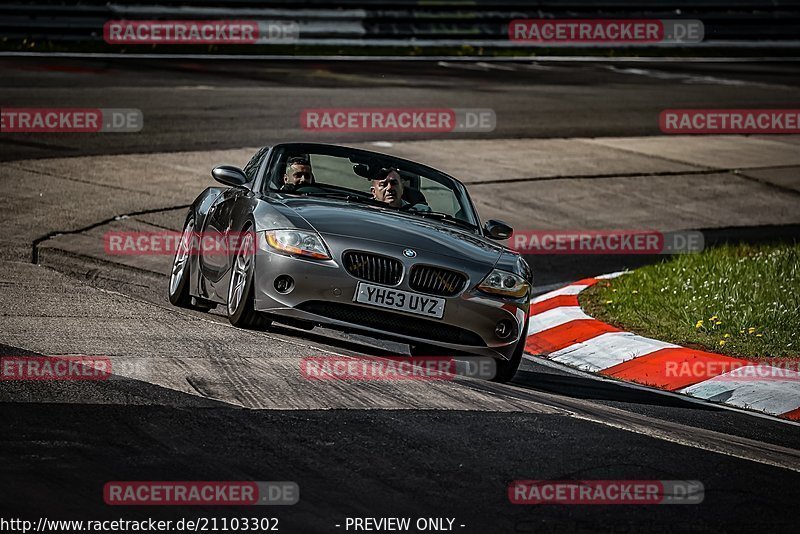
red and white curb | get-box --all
[524,273,800,421]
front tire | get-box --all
[491,317,529,384]
[227,228,270,329]
[168,216,195,307]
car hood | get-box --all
[271,196,505,265]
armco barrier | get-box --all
[2,1,800,50]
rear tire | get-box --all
[490,317,529,384]
[227,227,271,329]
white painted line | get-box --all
[549,332,678,372]
[531,281,571,296]
[605,66,796,90]
[475,61,519,71]
[437,61,490,71]
[681,367,800,416]
[531,284,588,304]
[595,271,629,280]
[527,306,592,336]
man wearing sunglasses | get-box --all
[370,167,430,211]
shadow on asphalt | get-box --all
[2,355,795,534]
[511,368,723,412]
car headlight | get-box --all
[265,230,330,260]
[477,269,530,298]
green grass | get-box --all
[581,242,800,361]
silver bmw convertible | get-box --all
[168,143,532,382]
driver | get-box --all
[282,156,314,188]
[370,168,430,211]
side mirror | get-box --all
[212,165,248,187]
[484,219,513,240]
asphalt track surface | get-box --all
[1,58,800,533]
[2,58,800,161]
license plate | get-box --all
[354,282,446,319]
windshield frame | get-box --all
[262,143,482,233]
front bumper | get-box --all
[252,234,529,361]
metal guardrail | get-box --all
[2,1,800,49]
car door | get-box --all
[199,147,269,295]
[198,188,243,289]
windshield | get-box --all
[266,145,480,231]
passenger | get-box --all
[370,168,430,211]
[282,157,314,187]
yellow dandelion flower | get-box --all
[719,340,726,346]
[605,300,613,304]
[724,334,731,338]
[695,320,704,328]
[710,315,718,321]
[748,327,756,334]
[756,334,763,338]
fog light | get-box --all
[274,275,294,294]
[495,320,514,340]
